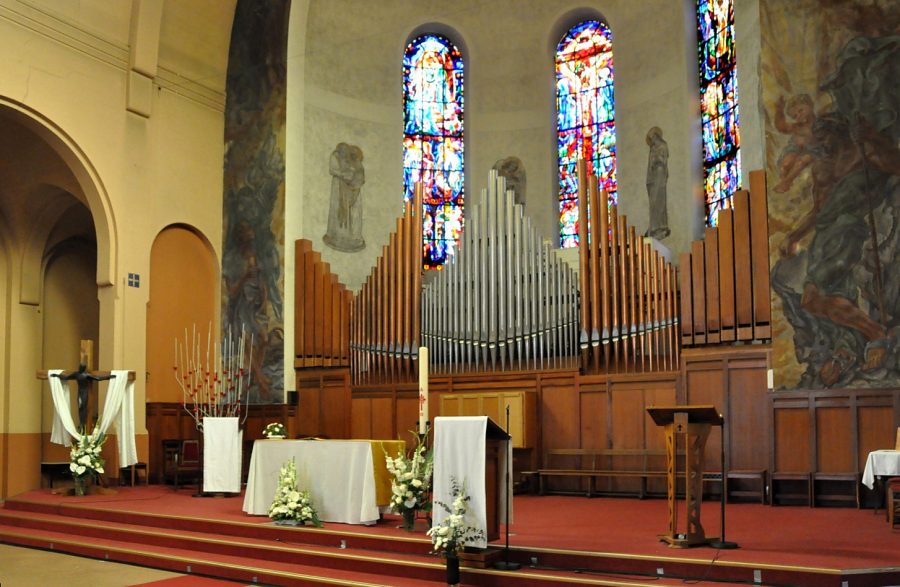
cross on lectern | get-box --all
[36,340,132,432]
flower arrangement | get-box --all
[384,431,433,530]
[427,477,485,555]
[268,458,322,527]
[69,428,106,496]
[263,422,286,439]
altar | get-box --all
[243,439,398,524]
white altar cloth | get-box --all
[862,449,900,489]
[242,439,378,524]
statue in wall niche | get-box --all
[644,127,670,240]
[323,142,366,252]
[492,156,526,206]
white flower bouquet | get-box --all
[263,422,286,439]
[384,431,433,528]
[427,477,485,555]
[69,428,106,495]
[268,458,322,527]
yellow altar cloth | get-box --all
[358,439,406,507]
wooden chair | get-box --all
[174,439,201,490]
[888,477,900,530]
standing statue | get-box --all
[492,156,526,206]
[51,363,115,431]
[644,127,670,239]
[323,142,366,252]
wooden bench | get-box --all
[536,449,670,498]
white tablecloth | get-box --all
[242,439,378,524]
[862,450,900,489]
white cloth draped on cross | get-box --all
[47,369,138,468]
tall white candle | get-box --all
[418,346,429,434]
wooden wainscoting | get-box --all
[295,368,351,439]
[770,388,900,506]
[146,402,296,484]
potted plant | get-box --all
[427,477,485,585]
[384,431,433,530]
[268,458,323,527]
[69,427,106,496]
[263,422,286,439]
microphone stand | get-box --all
[494,405,521,570]
[709,417,738,549]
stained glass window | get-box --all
[403,34,464,269]
[698,0,740,226]
[556,20,616,248]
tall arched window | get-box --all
[403,34,465,269]
[556,20,616,248]
[698,0,740,226]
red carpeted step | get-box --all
[0,522,439,587]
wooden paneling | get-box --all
[816,407,853,472]
[579,391,607,450]
[350,397,372,439]
[770,389,899,487]
[858,406,894,466]
[683,346,769,472]
[296,368,351,439]
[146,402,295,484]
[728,366,769,470]
[774,408,811,472]
[437,390,537,449]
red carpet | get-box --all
[3,486,900,586]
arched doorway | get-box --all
[146,225,218,482]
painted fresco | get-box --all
[222,0,289,403]
[763,0,900,388]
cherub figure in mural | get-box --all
[323,142,366,253]
[773,94,820,193]
[780,113,900,383]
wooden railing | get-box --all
[680,170,771,346]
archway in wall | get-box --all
[147,225,217,481]
[41,236,100,462]
[0,101,112,497]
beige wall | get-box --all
[0,0,229,497]
[147,226,218,404]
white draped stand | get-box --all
[203,417,243,493]
[432,416,511,549]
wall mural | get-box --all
[763,0,900,388]
[222,0,290,403]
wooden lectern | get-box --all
[484,417,510,542]
[647,405,723,548]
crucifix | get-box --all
[36,340,134,432]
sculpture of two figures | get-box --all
[323,142,366,252]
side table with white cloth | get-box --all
[862,449,900,516]
[243,439,379,524]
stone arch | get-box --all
[0,97,116,288]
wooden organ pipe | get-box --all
[350,186,423,385]
[680,170,771,347]
[577,163,680,374]
[294,239,352,369]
